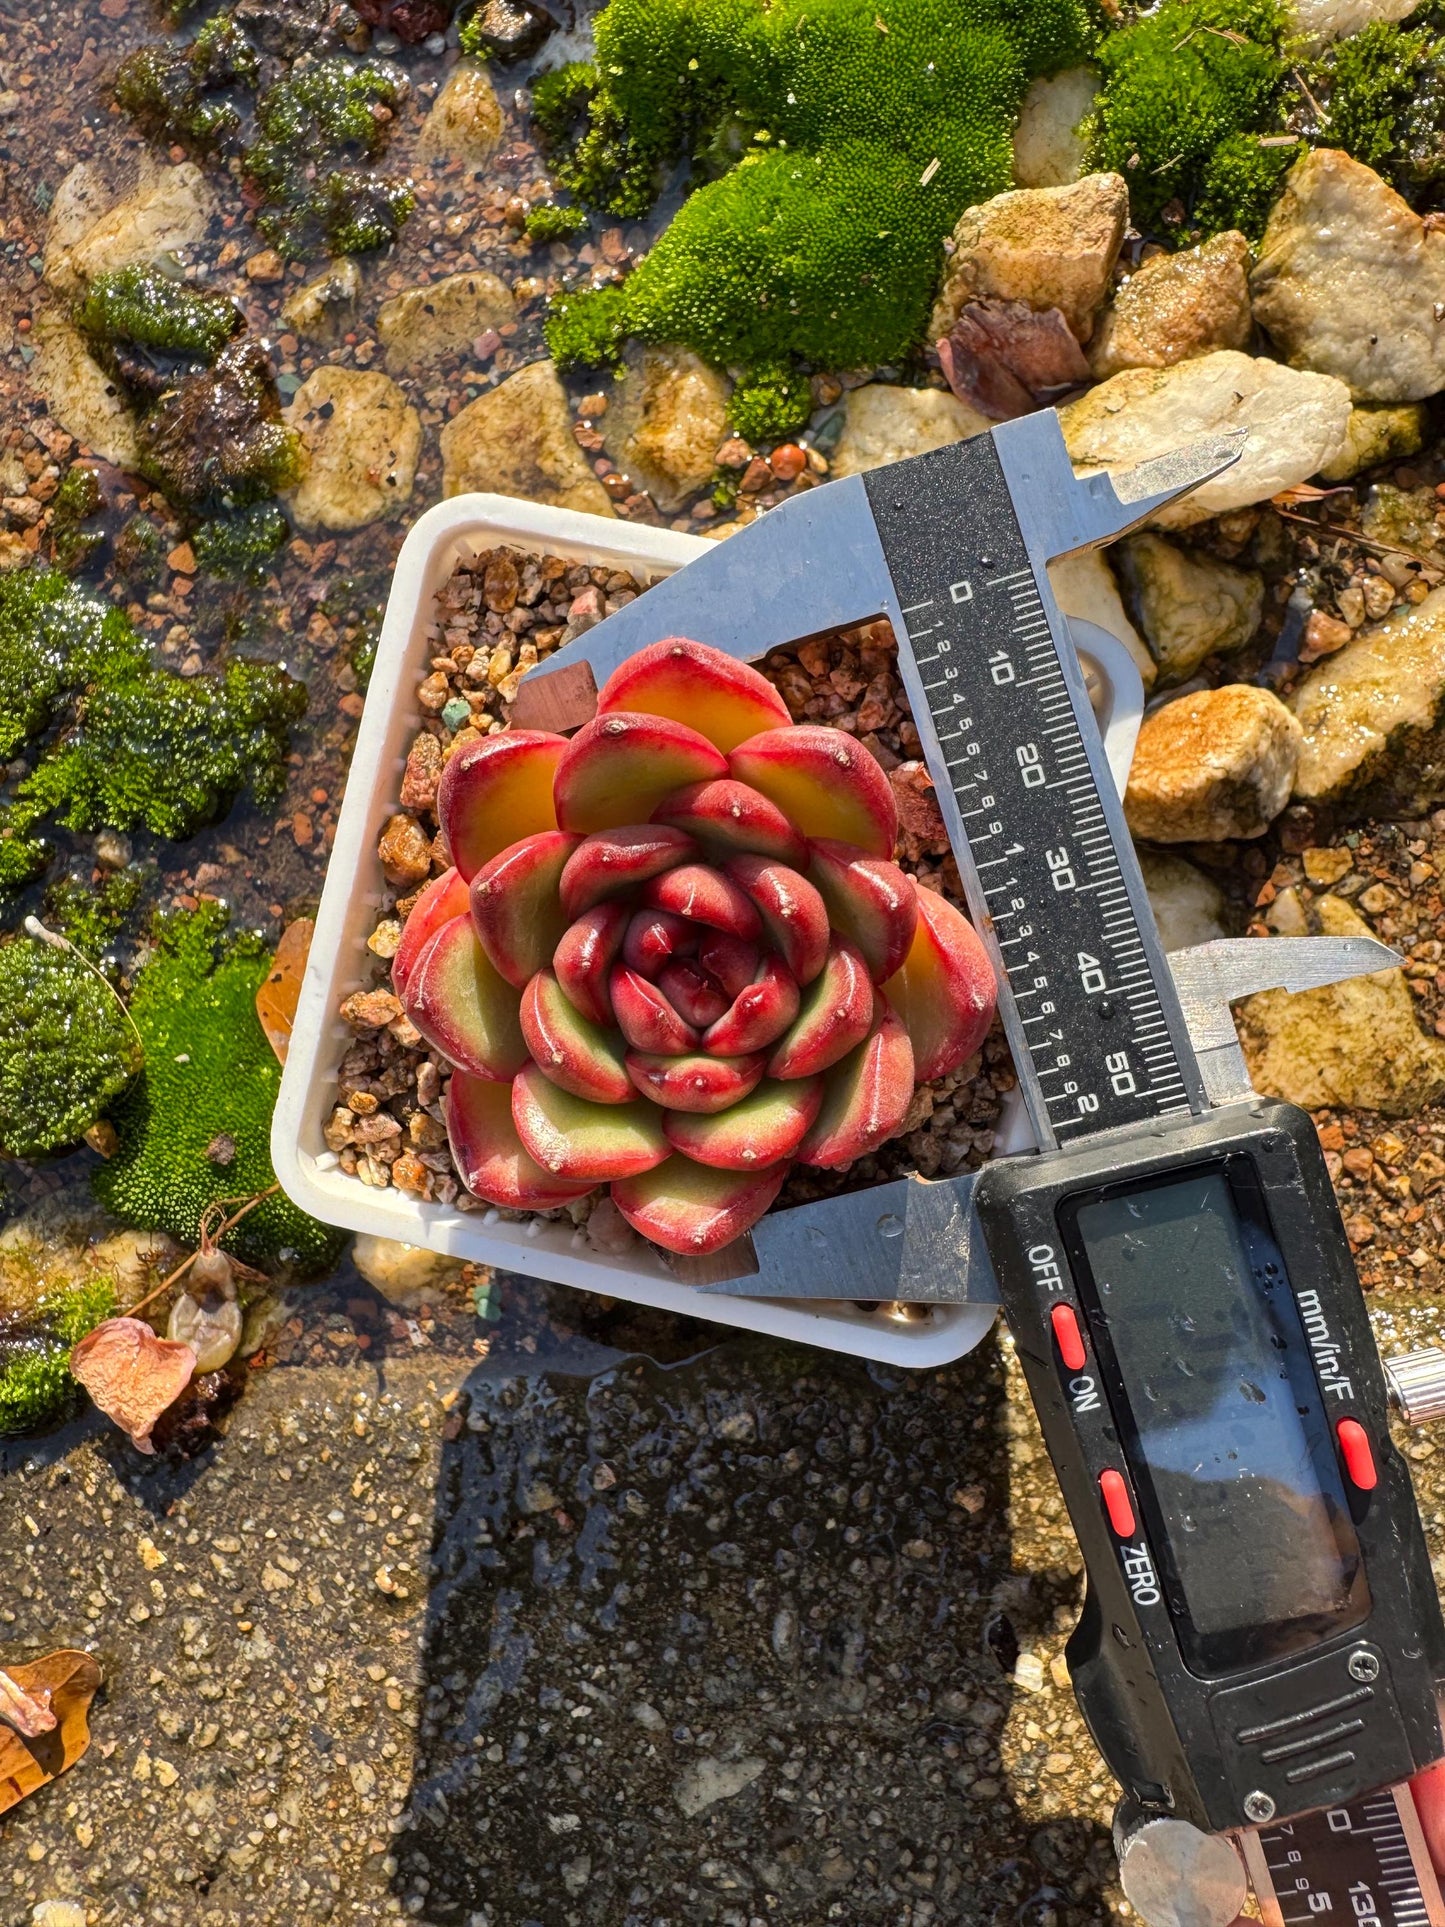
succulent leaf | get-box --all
[652,777,807,865]
[392,865,469,999]
[438,730,566,880]
[511,1060,669,1179]
[402,914,528,1081]
[610,1155,790,1255]
[766,936,874,1079]
[447,1070,598,1209]
[729,725,898,856]
[882,882,996,1082]
[558,824,698,919]
[597,637,791,751]
[662,1076,822,1170]
[798,1005,916,1169]
[520,967,634,1103]
[470,831,580,988]
[553,712,728,832]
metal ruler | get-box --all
[1242,1786,1445,1927]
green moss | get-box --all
[1303,18,1445,193]
[727,360,810,443]
[1194,130,1301,241]
[135,337,304,507]
[0,568,304,871]
[49,465,105,573]
[540,0,1095,370]
[246,58,412,255]
[75,264,242,364]
[18,655,305,840]
[525,201,589,242]
[113,16,259,153]
[96,905,341,1269]
[113,514,166,587]
[0,937,140,1157]
[193,502,290,583]
[0,1277,117,1436]
[1087,0,1288,236]
[544,282,629,370]
[45,869,145,959]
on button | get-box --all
[1337,1417,1378,1491]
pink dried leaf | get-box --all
[938,299,1090,422]
[69,1318,197,1455]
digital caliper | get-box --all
[511,411,1445,1921]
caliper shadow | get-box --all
[392,1294,1114,1925]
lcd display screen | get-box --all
[1064,1166,1370,1677]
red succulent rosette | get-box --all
[393,639,996,1257]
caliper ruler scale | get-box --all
[511,410,1445,1926]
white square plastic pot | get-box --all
[274,493,1143,1367]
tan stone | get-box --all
[1291,0,1424,42]
[376,271,515,373]
[1088,231,1252,379]
[45,159,215,294]
[1252,149,1445,402]
[1238,893,1445,1115]
[1124,684,1302,841]
[280,258,363,345]
[1138,849,1230,951]
[1319,401,1429,481]
[1012,66,1099,189]
[1114,532,1263,684]
[1059,350,1351,527]
[830,384,988,479]
[283,367,421,532]
[1290,584,1445,807]
[930,173,1128,346]
[1045,548,1155,690]
[417,60,504,165]
[606,344,730,512]
[440,359,614,515]
[30,307,140,467]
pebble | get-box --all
[1124,684,1302,841]
[1089,229,1252,379]
[284,368,422,533]
[606,344,730,513]
[439,361,614,515]
[1011,66,1099,190]
[830,384,988,478]
[1114,531,1263,684]
[375,270,515,374]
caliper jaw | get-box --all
[699,934,1402,1305]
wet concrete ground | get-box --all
[6,1270,1444,1927]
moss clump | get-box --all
[193,502,290,583]
[114,15,260,153]
[0,1277,117,1436]
[1314,20,1428,169]
[45,869,145,960]
[49,465,106,574]
[538,0,1095,374]
[525,201,589,242]
[0,938,140,1157]
[0,568,304,867]
[113,514,167,587]
[1194,130,1301,241]
[75,264,242,365]
[246,58,413,255]
[544,282,629,370]
[726,360,811,444]
[135,337,304,507]
[1087,0,1288,235]
[96,906,340,1269]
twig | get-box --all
[1271,508,1436,570]
[1291,67,1328,124]
[124,1184,280,1319]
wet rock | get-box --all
[1139,849,1231,951]
[930,173,1128,347]
[44,160,215,296]
[30,309,140,468]
[283,366,421,532]
[1088,231,1252,379]
[607,345,731,512]
[1124,684,1302,840]
[1290,0,1425,46]
[1059,350,1351,527]
[1046,548,1155,690]
[1238,893,1445,1114]
[1360,482,1444,563]
[1319,401,1429,482]
[137,337,300,506]
[829,384,988,479]
[376,271,515,374]
[1251,149,1445,402]
[1011,66,1099,189]
[1114,532,1263,683]
[281,259,362,345]
[416,60,505,165]
[1290,585,1445,810]
[439,359,614,514]
[351,1234,465,1303]
[465,0,555,60]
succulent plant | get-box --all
[396,640,996,1258]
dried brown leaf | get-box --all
[0,1650,100,1815]
[938,299,1090,422]
[69,1317,196,1454]
[256,917,315,1066]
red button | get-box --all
[1337,1417,1378,1491]
[1099,1469,1137,1539]
[1051,1304,1087,1372]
